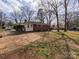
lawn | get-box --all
[0,31,79,59]
[22,31,79,59]
[64,32,79,43]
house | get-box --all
[13,22,50,32]
[69,26,79,31]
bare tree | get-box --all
[45,10,54,26]
[67,12,73,29]
[73,16,79,27]
[21,6,34,22]
[0,12,7,28]
[51,0,60,32]
[40,0,62,32]
[39,0,54,26]
[64,0,69,32]
[11,12,18,23]
[37,8,45,23]
[0,12,3,26]
[77,0,79,4]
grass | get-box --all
[1,31,79,59]
[26,31,79,59]
[35,48,48,57]
[63,32,79,44]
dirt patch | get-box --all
[0,32,41,54]
[0,32,79,59]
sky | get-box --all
[0,0,79,24]
[0,0,39,13]
[0,0,78,13]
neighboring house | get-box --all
[14,22,50,32]
[4,23,13,30]
[69,26,79,31]
[5,26,12,30]
[51,24,64,30]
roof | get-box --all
[15,22,48,25]
[24,22,47,25]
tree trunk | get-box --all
[15,19,18,23]
[56,11,59,32]
[0,14,3,27]
[64,0,67,32]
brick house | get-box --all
[14,22,50,32]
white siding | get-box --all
[25,24,33,31]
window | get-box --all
[27,25,29,28]
[31,25,32,27]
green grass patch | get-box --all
[35,48,48,57]
[63,32,79,44]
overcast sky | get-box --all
[0,0,39,13]
[0,0,79,24]
[0,0,78,14]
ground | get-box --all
[0,32,41,54]
[0,31,79,59]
